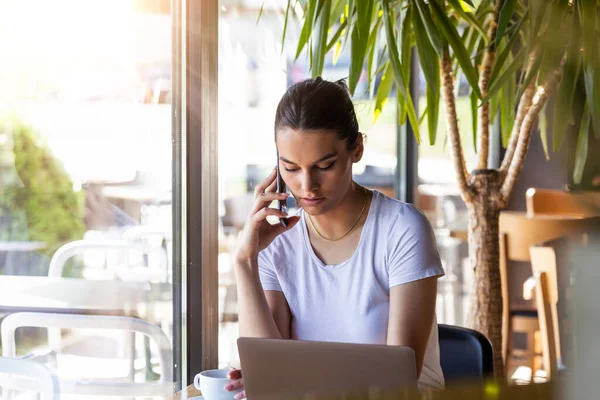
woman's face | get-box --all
[276,127,363,216]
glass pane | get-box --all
[416,66,472,328]
[217,1,398,368]
[0,1,180,398]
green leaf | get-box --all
[382,0,420,142]
[515,54,543,102]
[539,105,550,160]
[412,3,439,86]
[356,0,369,39]
[426,84,440,145]
[486,47,526,102]
[312,0,331,78]
[374,62,394,124]
[366,11,383,96]
[400,6,413,86]
[429,0,482,99]
[315,0,327,20]
[367,40,377,97]
[398,5,413,126]
[447,0,489,43]
[330,0,346,22]
[419,105,428,125]
[349,0,374,94]
[574,102,590,184]
[471,89,478,151]
[500,67,516,148]
[553,16,583,151]
[296,0,317,60]
[412,2,439,144]
[343,0,356,50]
[579,0,600,138]
[496,0,518,46]
[461,0,475,8]
[489,13,527,85]
[413,0,445,56]
[326,20,347,53]
[281,0,292,54]
[530,0,548,39]
[584,66,600,139]
[538,2,568,84]
[256,0,265,24]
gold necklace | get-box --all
[307,187,368,242]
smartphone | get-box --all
[276,149,288,228]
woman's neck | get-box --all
[309,183,371,240]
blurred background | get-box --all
[1,0,599,399]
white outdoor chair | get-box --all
[1,312,175,398]
[47,239,170,382]
[0,356,60,400]
[48,240,169,283]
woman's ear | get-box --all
[352,133,365,163]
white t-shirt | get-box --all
[258,190,445,390]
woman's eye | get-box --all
[284,167,299,172]
[317,161,336,171]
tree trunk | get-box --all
[467,169,505,377]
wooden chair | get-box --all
[526,188,600,217]
[529,234,589,380]
[498,212,599,379]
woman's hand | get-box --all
[233,168,300,266]
[224,368,245,400]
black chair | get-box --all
[438,324,494,384]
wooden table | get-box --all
[168,381,556,400]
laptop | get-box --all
[237,338,418,400]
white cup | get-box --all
[194,369,242,400]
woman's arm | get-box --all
[235,258,292,339]
[387,276,438,377]
[232,169,298,340]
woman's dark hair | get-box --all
[274,77,360,149]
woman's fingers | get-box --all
[265,174,278,193]
[234,390,246,400]
[249,192,289,216]
[227,368,242,380]
[278,215,300,232]
[253,168,277,199]
[224,378,244,391]
[251,207,288,225]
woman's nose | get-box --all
[300,171,318,192]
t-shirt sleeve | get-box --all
[387,205,445,288]
[258,247,283,291]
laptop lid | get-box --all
[237,338,418,400]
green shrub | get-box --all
[0,118,85,258]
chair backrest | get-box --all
[1,312,174,397]
[529,234,588,380]
[498,212,599,363]
[530,247,559,380]
[438,324,494,384]
[499,212,598,262]
[47,240,168,280]
[0,356,60,400]
[526,188,600,217]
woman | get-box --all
[226,78,445,399]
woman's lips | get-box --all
[300,197,325,206]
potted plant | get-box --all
[282,0,599,374]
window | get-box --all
[216,0,400,368]
[0,1,182,397]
